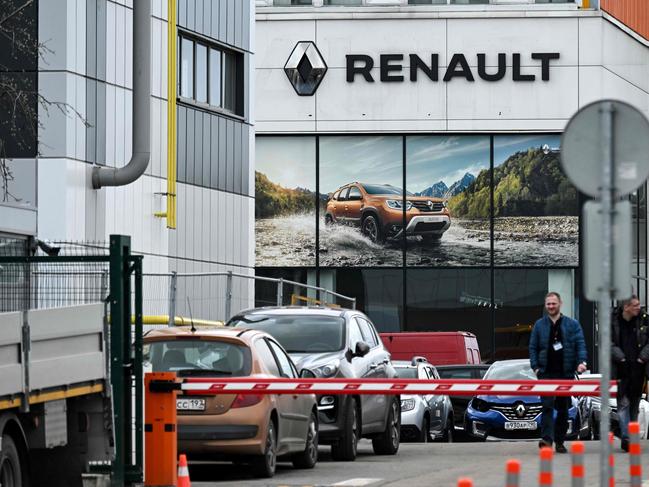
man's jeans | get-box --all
[617,394,641,440]
[539,372,571,445]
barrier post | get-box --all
[505,459,520,487]
[628,422,642,487]
[145,372,178,487]
[608,432,615,487]
[570,441,585,487]
[457,478,473,487]
[539,447,553,487]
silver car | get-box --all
[393,358,454,442]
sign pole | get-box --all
[598,101,614,487]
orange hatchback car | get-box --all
[143,327,318,478]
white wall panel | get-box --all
[126,8,134,90]
[256,20,316,69]
[447,66,578,121]
[317,19,448,69]
[38,0,67,70]
[579,66,649,118]
[447,18,578,67]
[106,1,116,84]
[316,68,447,122]
[116,5,126,87]
[37,159,68,240]
[75,0,87,75]
[255,69,316,122]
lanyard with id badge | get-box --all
[552,323,563,351]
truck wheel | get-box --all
[372,398,400,455]
[292,411,318,469]
[0,435,23,487]
[331,397,359,461]
[361,215,384,243]
[251,420,277,478]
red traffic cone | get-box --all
[178,454,191,487]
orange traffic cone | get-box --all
[178,454,191,487]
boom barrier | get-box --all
[150,377,617,397]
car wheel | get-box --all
[331,397,360,462]
[578,413,593,441]
[441,417,454,443]
[372,398,400,455]
[292,411,318,469]
[0,435,23,487]
[417,416,430,443]
[421,234,442,243]
[361,215,384,243]
[251,420,277,478]
[592,413,600,440]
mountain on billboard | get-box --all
[448,173,476,196]
[416,181,448,198]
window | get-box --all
[180,37,194,99]
[274,0,313,5]
[324,0,362,4]
[268,340,298,378]
[348,186,362,201]
[356,317,379,347]
[254,338,281,376]
[178,34,244,116]
[338,187,350,201]
[348,318,364,348]
[333,190,341,201]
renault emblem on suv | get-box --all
[515,404,526,418]
[284,41,327,96]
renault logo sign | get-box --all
[284,41,327,96]
[515,404,526,418]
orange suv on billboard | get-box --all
[324,183,451,243]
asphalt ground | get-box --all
[187,438,649,486]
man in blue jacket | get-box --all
[529,292,588,453]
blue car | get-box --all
[465,359,593,441]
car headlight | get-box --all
[471,398,491,413]
[401,398,416,412]
[385,199,413,211]
[312,360,340,378]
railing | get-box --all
[143,271,357,325]
[601,0,649,41]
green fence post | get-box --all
[109,235,130,487]
[133,255,144,480]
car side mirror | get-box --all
[299,368,316,379]
[353,341,370,358]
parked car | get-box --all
[436,364,490,433]
[392,358,454,442]
[582,373,649,440]
[143,326,318,478]
[380,331,481,365]
[228,307,401,461]
[464,359,593,441]
[324,182,451,243]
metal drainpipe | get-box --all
[92,0,151,189]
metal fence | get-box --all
[142,271,357,325]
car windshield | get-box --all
[484,361,537,381]
[437,368,473,379]
[361,184,414,196]
[144,339,252,377]
[229,315,346,353]
[394,367,418,379]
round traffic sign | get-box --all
[560,100,649,198]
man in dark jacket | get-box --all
[529,292,587,453]
[611,295,649,452]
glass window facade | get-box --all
[255,134,647,362]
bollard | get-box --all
[608,432,615,487]
[457,478,473,487]
[570,441,585,487]
[539,447,553,487]
[629,422,642,487]
[145,372,179,487]
[505,459,521,487]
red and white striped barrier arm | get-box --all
[179,378,616,397]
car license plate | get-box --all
[504,421,537,431]
[176,398,206,411]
